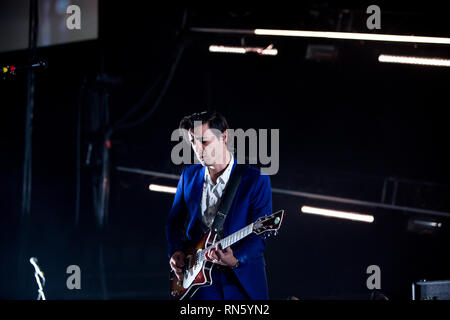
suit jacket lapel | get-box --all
[190,165,205,221]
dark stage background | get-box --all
[1,3,450,300]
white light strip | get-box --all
[209,45,278,56]
[301,206,374,223]
[149,184,177,194]
[258,48,278,56]
[412,220,442,228]
[255,29,450,45]
[209,45,246,54]
[378,54,450,67]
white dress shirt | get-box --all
[200,153,234,229]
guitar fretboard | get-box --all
[200,223,254,258]
[218,223,254,249]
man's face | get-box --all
[189,123,227,166]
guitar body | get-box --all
[169,209,285,300]
[170,231,217,300]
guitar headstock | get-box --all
[253,210,285,239]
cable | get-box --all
[116,43,185,130]
[75,78,87,228]
[114,8,189,131]
[112,74,163,130]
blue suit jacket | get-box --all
[165,159,272,300]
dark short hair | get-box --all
[179,110,229,138]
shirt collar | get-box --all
[205,152,234,186]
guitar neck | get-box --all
[217,223,254,249]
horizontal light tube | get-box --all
[257,48,278,56]
[255,29,450,45]
[412,220,442,228]
[378,54,450,67]
[209,45,278,56]
[209,45,246,54]
[301,206,374,223]
[149,184,177,194]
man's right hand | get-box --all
[169,250,185,281]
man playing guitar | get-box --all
[165,110,273,300]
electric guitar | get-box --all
[169,209,285,300]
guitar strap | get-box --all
[210,164,247,239]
